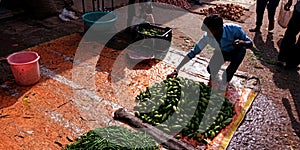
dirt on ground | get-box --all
[0,0,300,149]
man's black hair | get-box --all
[201,14,223,30]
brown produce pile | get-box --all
[199,3,245,21]
[153,0,192,9]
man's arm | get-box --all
[168,34,207,77]
[167,54,192,78]
[233,25,253,49]
[176,55,192,71]
[176,36,207,71]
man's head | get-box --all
[201,14,223,38]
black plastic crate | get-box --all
[136,23,172,39]
[134,23,172,59]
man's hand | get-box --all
[167,70,178,78]
[232,39,244,49]
[232,39,253,49]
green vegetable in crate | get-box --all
[134,77,235,143]
[65,126,159,150]
[140,28,163,36]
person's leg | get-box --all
[279,11,300,67]
[296,35,300,66]
[286,33,300,69]
[127,0,136,26]
[207,50,225,89]
[294,35,300,65]
[266,0,280,30]
[223,48,246,82]
[207,50,225,80]
[139,0,152,18]
[64,0,74,11]
[250,0,268,32]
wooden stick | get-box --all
[114,108,195,150]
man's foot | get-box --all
[268,21,274,31]
[249,26,261,32]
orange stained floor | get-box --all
[0,33,176,149]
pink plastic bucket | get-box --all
[7,51,40,86]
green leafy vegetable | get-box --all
[65,126,159,150]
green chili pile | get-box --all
[65,126,159,150]
[134,77,235,143]
[140,28,163,36]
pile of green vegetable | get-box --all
[134,77,235,143]
[65,126,159,150]
[139,28,163,36]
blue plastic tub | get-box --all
[82,11,117,32]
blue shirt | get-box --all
[187,23,252,58]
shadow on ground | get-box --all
[251,31,300,139]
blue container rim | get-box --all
[82,11,118,24]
